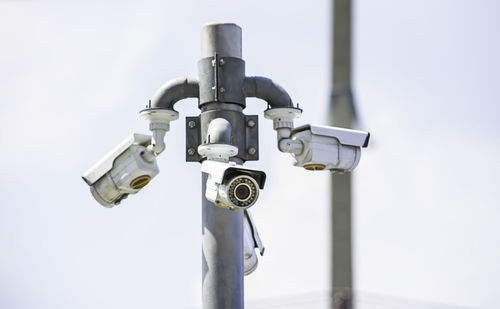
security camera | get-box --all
[288,124,370,172]
[264,107,369,172]
[201,160,266,210]
[82,133,159,207]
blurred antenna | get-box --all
[330,0,355,308]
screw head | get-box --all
[219,58,225,66]
[187,148,196,156]
[219,87,225,93]
[188,120,196,128]
[248,147,257,155]
[247,119,256,128]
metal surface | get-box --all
[202,171,244,309]
[331,0,354,308]
[331,1,351,87]
[292,124,369,147]
[186,116,203,162]
[243,76,294,108]
[86,143,159,207]
[244,115,259,161]
[200,23,245,309]
[148,77,199,111]
[198,56,246,106]
[186,114,259,163]
[201,23,242,58]
[205,118,233,144]
[82,133,152,185]
[186,111,259,162]
[331,173,352,309]
[201,160,265,189]
[201,110,243,161]
[289,128,362,172]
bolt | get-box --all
[247,119,256,128]
[187,148,196,156]
[248,147,257,155]
[219,87,225,93]
[188,120,196,128]
[219,58,225,66]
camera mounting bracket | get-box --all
[185,114,259,162]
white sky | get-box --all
[0,1,499,308]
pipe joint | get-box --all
[243,76,295,109]
[278,138,303,155]
[148,77,199,111]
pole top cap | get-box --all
[201,22,242,58]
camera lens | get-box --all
[227,175,259,208]
[234,183,251,201]
[235,183,251,201]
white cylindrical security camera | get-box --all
[289,124,370,172]
[82,134,159,207]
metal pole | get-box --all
[330,0,355,308]
[200,23,245,309]
[202,171,244,308]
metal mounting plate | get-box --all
[185,115,259,162]
[186,116,202,162]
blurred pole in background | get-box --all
[330,0,355,308]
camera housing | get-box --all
[201,160,266,210]
[290,124,370,172]
[82,133,159,207]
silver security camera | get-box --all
[82,133,159,207]
[288,124,370,172]
[264,107,370,172]
[201,160,266,211]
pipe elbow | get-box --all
[278,138,303,155]
[151,130,166,155]
[206,118,232,144]
[243,76,293,108]
[150,77,199,111]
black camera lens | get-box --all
[235,183,251,201]
[228,176,258,208]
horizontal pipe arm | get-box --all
[150,77,199,110]
[243,76,293,108]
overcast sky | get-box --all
[0,1,499,308]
